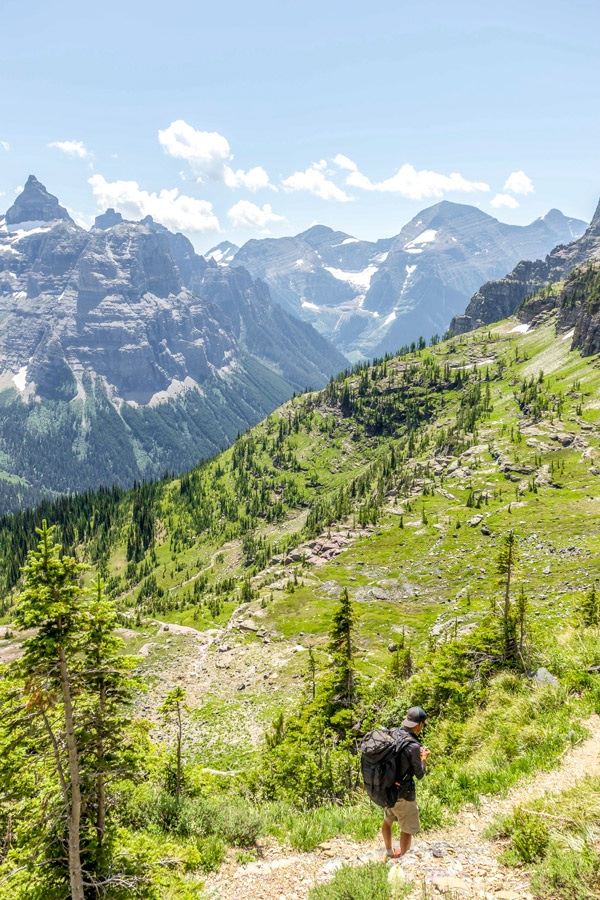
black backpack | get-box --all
[359,728,413,808]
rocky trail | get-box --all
[203,715,600,900]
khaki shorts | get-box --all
[384,798,420,834]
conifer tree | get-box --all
[328,588,356,709]
[11,520,88,900]
[80,574,140,866]
[2,523,140,898]
[496,530,520,660]
[159,686,187,801]
[580,583,600,626]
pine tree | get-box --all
[580,583,600,626]
[80,574,140,866]
[496,530,519,660]
[159,686,187,801]
[328,588,356,709]
[2,522,141,898]
[11,521,88,900]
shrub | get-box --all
[212,801,263,848]
[505,808,550,864]
[195,834,227,873]
[308,861,395,899]
[532,844,600,900]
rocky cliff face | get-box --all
[556,263,600,356]
[225,203,586,360]
[0,177,347,511]
[451,199,600,335]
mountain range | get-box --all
[208,203,586,360]
[450,198,600,335]
[0,176,347,511]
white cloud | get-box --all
[503,170,534,196]
[88,174,220,233]
[346,163,490,199]
[490,193,520,209]
[490,194,519,209]
[282,165,352,202]
[224,166,271,191]
[227,200,285,230]
[159,120,231,177]
[158,119,272,191]
[48,139,91,159]
[333,153,358,172]
[0,141,9,152]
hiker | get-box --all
[382,706,430,859]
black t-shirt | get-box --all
[394,727,426,801]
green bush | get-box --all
[213,801,263,848]
[262,801,382,851]
[122,787,262,847]
[195,834,227,873]
[532,844,600,900]
[308,862,395,899]
[503,808,550,864]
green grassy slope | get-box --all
[1,297,600,682]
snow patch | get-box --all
[375,251,389,263]
[561,328,575,341]
[13,366,28,392]
[341,237,359,244]
[301,300,320,311]
[324,264,378,291]
[509,323,531,334]
[123,376,201,408]
[384,310,397,325]
[206,247,234,265]
[404,229,437,251]
[294,259,305,268]
[6,220,54,238]
[406,264,417,276]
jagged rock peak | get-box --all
[589,197,600,233]
[93,208,124,230]
[5,175,72,226]
[205,241,240,265]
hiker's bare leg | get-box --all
[382,818,393,852]
[399,831,412,855]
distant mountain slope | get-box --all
[0,177,347,511]
[231,203,586,360]
[450,198,600,334]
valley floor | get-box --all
[203,715,600,900]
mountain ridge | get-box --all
[450,194,600,335]
[227,201,587,360]
[0,177,347,511]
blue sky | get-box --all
[1,0,598,252]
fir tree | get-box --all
[328,588,356,709]
[159,687,187,801]
[2,522,141,898]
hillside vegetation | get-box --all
[2,266,600,898]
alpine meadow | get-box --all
[2,260,600,898]
[3,4,600,895]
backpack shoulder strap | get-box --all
[392,730,418,782]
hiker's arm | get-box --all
[409,743,426,779]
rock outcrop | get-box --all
[451,199,600,334]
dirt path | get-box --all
[203,715,600,900]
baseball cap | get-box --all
[401,706,428,729]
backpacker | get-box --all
[359,728,412,808]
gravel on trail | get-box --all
[204,715,600,900]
